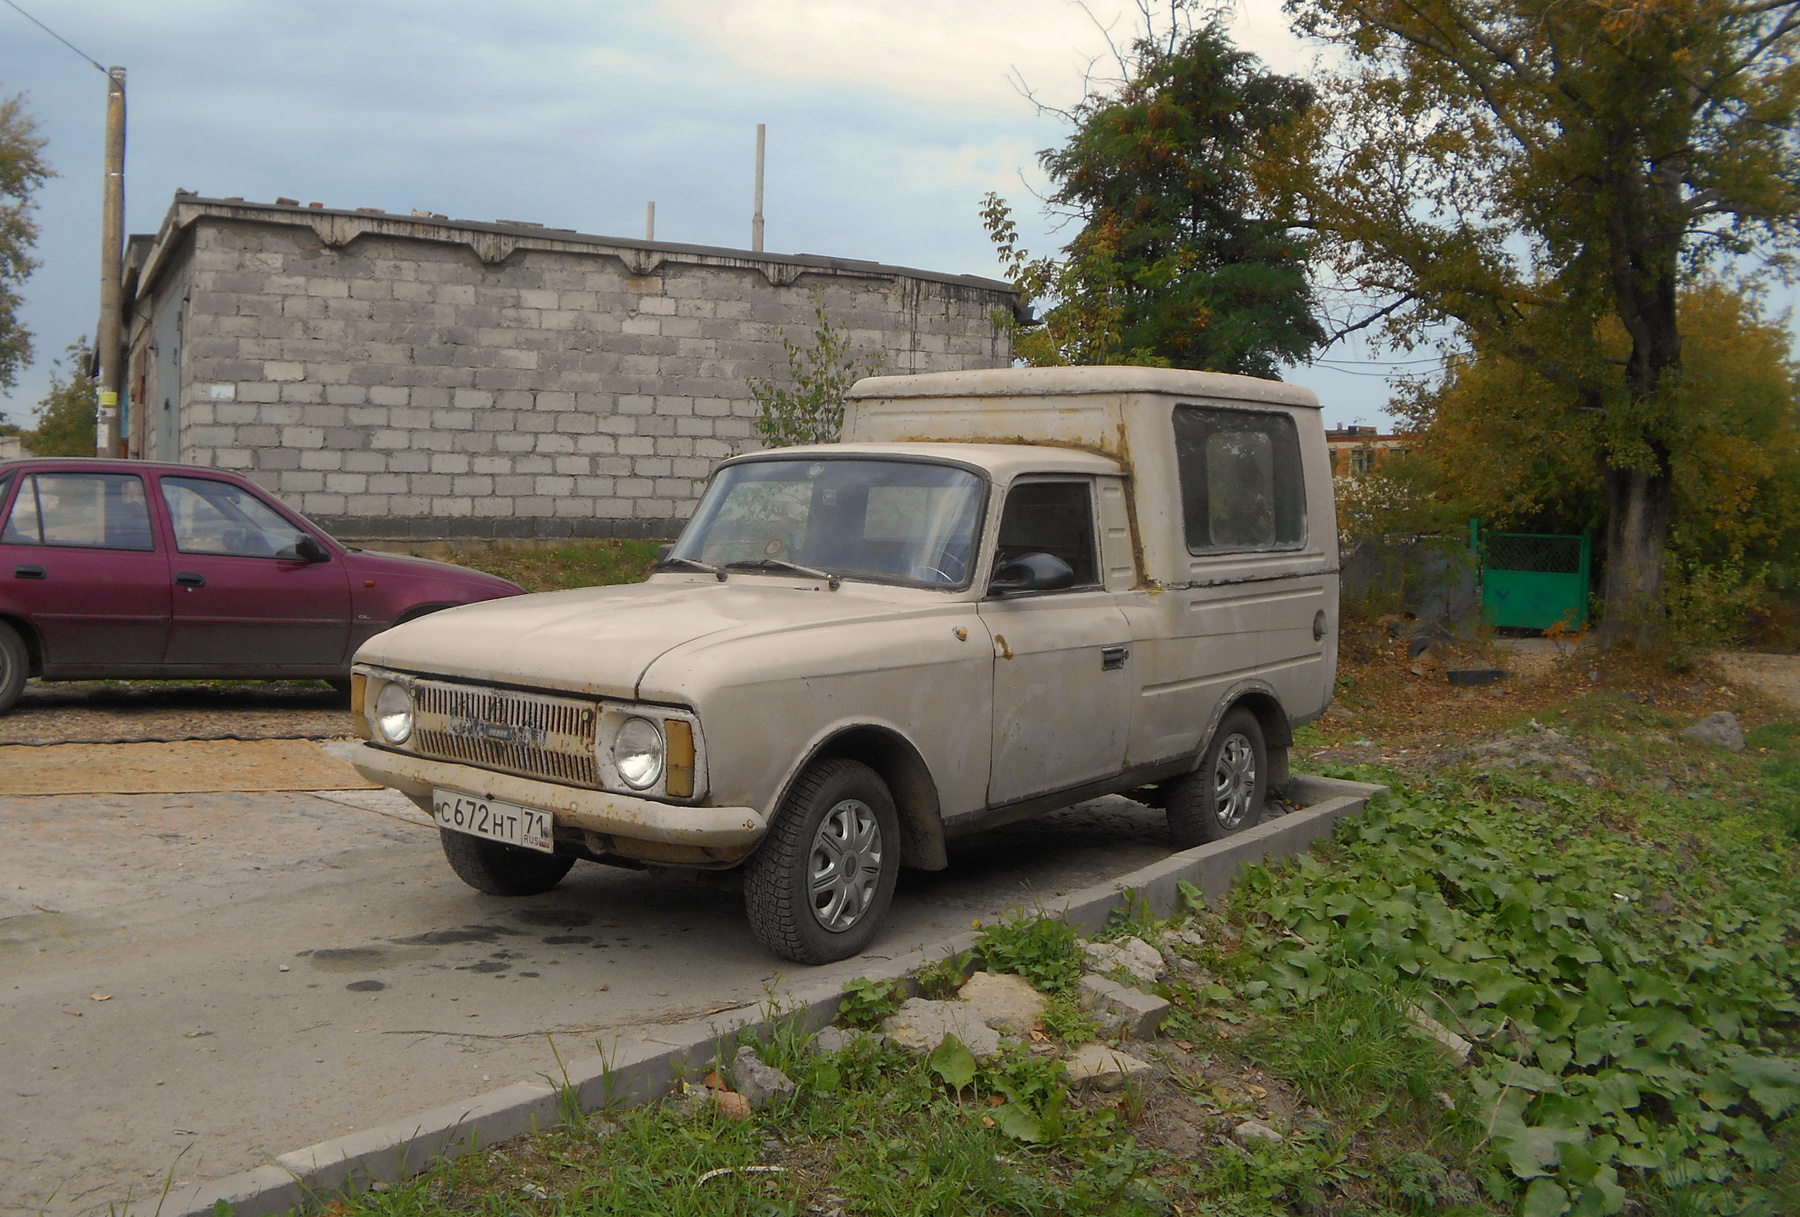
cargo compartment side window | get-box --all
[1173,406,1307,554]
[994,480,1098,587]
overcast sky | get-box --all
[0,0,1763,433]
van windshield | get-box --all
[670,458,986,588]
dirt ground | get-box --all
[0,679,355,746]
[1298,615,1798,776]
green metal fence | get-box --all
[1472,520,1592,631]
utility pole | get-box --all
[95,65,126,457]
[751,123,765,253]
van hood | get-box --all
[352,575,934,701]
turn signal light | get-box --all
[350,673,369,738]
[664,718,695,798]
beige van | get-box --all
[347,367,1338,963]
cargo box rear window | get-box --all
[1173,406,1307,554]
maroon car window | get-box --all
[0,473,155,551]
[161,477,311,559]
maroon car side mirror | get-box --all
[293,535,330,564]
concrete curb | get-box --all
[128,774,1385,1217]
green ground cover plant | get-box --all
[1206,761,1800,1215]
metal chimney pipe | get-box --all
[646,200,655,241]
[752,123,765,253]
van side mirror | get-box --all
[294,534,329,564]
[988,552,1076,594]
[656,543,674,562]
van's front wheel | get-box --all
[745,759,900,964]
[1167,708,1267,848]
[439,829,575,896]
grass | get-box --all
[434,539,663,594]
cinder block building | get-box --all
[122,194,1017,541]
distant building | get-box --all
[0,435,26,462]
[1326,424,1408,478]
[122,193,1018,542]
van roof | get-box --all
[720,442,1122,481]
[846,366,1320,410]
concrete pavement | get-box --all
[0,781,1180,1215]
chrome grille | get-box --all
[410,679,600,788]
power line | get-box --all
[0,0,108,74]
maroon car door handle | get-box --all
[175,571,207,588]
[13,564,46,580]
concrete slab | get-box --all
[0,784,1196,1215]
[113,774,1386,1217]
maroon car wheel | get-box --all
[0,621,25,715]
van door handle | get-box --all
[13,564,45,580]
[175,571,207,588]
[1101,645,1129,671]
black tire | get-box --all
[1167,708,1268,848]
[0,622,27,716]
[744,758,901,964]
[439,828,575,896]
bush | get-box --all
[748,301,881,448]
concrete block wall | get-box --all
[133,202,1015,540]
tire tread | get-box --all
[744,758,894,965]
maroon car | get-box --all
[0,458,523,713]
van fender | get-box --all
[766,720,949,871]
[1188,678,1294,789]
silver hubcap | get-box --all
[1212,733,1257,829]
[809,798,883,933]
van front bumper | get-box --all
[348,743,767,863]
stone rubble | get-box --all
[1063,1043,1158,1091]
[1233,1119,1284,1145]
[1078,974,1170,1040]
[1682,710,1746,752]
[1080,936,1167,985]
[733,1045,797,1109]
[881,997,1001,1059]
[957,970,1045,1035]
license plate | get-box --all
[432,789,554,854]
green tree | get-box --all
[1372,285,1800,647]
[983,6,1322,375]
[1,91,51,392]
[1275,0,1800,646]
[749,302,882,448]
[21,337,97,457]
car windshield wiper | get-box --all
[654,554,726,579]
[724,558,842,588]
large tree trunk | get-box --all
[1599,163,1683,649]
[1597,456,1673,648]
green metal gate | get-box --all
[1471,521,1592,631]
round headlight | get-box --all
[612,716,665,789]
[374,682,414,745]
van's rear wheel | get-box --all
[1167,708,1267,848]
[745,758,900,964]
[439,828,575,896]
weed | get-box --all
[1093,889,1159,944]
[1039,994,1097,1045]
[914,950,972,1000]
[979,910,1085,995]
[834,976,904,1030]
[1244,981,1458,1115]
[1235,777,1800,1214]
